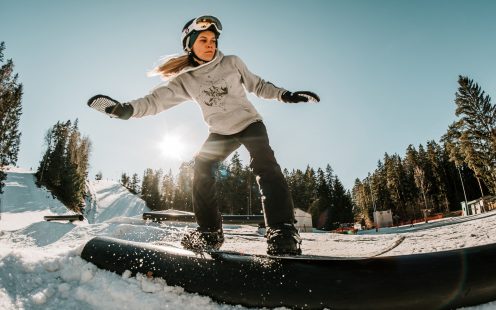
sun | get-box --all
[158,134,187,160]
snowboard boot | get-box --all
[181,228,224,253]
[266,223,302,256]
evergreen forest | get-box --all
[0,42,23,194]
[353,76,496,227]
[120,154,354,230]
[35,120,92,211]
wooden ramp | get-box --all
[143,211,264,225]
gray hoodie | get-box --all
[129,51,287,135]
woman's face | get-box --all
[192,30,217,61]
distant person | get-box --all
[88,15,319,255]
[393,214,400,227]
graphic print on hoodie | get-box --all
[198,78,228,110]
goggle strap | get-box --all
[184,36,191,51]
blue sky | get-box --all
[2,0,495,189]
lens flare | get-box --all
[158,134,186,160]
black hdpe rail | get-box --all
[81,236,496,309]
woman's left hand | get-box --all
[281,91,320,103]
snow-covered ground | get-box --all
[1,167,496,309]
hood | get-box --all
[176,50,224,78]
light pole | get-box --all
[457,165,469,214]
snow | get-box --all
[1,167,496,309]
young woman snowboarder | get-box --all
[89,15,319,255]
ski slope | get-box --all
[1,167,496,309]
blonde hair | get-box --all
[149,54,191,79]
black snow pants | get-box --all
[192,121,295,231]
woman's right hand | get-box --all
[87,95,134,120]
[104,102,134,120]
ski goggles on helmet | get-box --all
[187,15,222,34]
[181,15,222,50]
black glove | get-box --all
[281,91,320,103]
[104,102,134,120]
[87,94,134,120]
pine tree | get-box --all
[160,169,175,210]
[226,152,246,214]
[443,123,467,205]
[120,173,130,188]
[303,166,317,208]
[173,161,193,211]
[141,169,159,210]
[426,141,450,213]
[331,176,354,226]
[442,123,485,206]
[0,42,23,193]
[129,173,140,194]
[287,168,305,211]
[453,75,496,194]
[417,144,435,213]
[351,178,373,228]
[372,159,393,212]
[151,170,162,210]
[37,129,53,185]
[141,169,153,203]
[46,121,70,188]
[384,154,402,218]
[308,168,331,229]
[62,121,82,208]
[141,169,162,210]
[403,145,421,218]
[414,166,429,219]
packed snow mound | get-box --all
[0,168,71,231]
[85,179,150,224]
[0,168,150,230]
[1,167,66,212]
